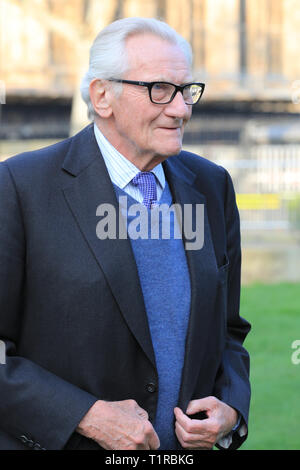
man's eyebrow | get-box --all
[151,78,195,85]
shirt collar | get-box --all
[93,123,165,190]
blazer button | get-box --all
[146,382,156,393]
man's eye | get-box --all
[153,83,168,91]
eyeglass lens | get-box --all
[151,83,202,104]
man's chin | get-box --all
[156,142,183,158]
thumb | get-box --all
[135,406,149,420]
[186,398,210,416]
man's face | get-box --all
[103,34,194,169]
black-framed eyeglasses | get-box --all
[108,79,205,105]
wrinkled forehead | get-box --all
[124,33,192,80]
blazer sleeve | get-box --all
[213,168,251,450]
[0,161,98,450]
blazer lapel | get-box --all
[163,157,219,411]
[61,125,156,368]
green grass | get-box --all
[239,283,300,450]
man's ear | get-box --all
[89,79,113,118]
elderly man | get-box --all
[0,18,250,450]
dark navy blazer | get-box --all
[0,124,251,450]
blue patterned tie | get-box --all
[132,171,157,209]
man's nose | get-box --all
[164,91,191,119]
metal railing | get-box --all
[186,143,300,231]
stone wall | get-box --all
[1,0,299,101]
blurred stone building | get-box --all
[1,0,300,138]
[1,0,300,283]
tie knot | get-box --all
[132,171,155,185]
[132,172,157,209]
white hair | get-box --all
[80,17,193,120]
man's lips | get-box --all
[159,126,182,130]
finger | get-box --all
[175,420,190,448]
[142,420,160,450]
[133,402,149,420]
[174,407,191,429]
[176,418,218,451]
[175,420,197,444]
[131,422,157,450]
[174,407,205,434]
[136,408,149,420]
[136,441,150,450]
[175,419,192,448]
[186,397,212,415]
[175,420,208,449]
[148,427,160,450]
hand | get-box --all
[174,396,238,450]
[76,399,160,450]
